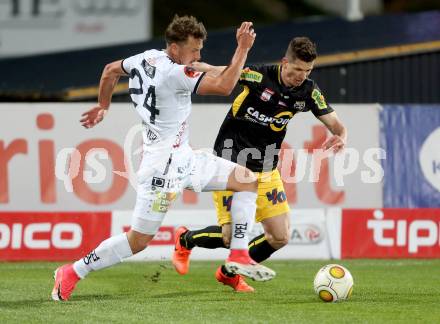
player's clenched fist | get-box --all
[236,21,256,50]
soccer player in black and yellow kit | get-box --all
[172,37,347,292]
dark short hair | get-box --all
[165,15,207,45]
[285,37,317,62]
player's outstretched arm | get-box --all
[196,21,256,96]
[318,112,347,153]
[80,60,127,128]
[190,62,227,76]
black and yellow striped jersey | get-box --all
[213,64,334,172]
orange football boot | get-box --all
[172,226,192,275]
[215,266,255,292]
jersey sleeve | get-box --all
[167,65,206,93]
[238,65,264,87]
[308,83,334,117]
[121,53,144,75]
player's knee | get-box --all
[267,233,289,249]
[127,230,154,254]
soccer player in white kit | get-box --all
[51,16,275,301]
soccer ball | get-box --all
[313,264,353,302]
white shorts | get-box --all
[131,145,236,234]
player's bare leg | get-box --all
[262,213,290,248]
[248,213,291,262]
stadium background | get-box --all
[1,0,440,263]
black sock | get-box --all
[179,225,226,250]
[248,234,277,263]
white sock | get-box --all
[73,233,133,279]
[230,191,257,250]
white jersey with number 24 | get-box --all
[122,49,205,152]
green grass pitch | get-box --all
[1,259,440,323]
